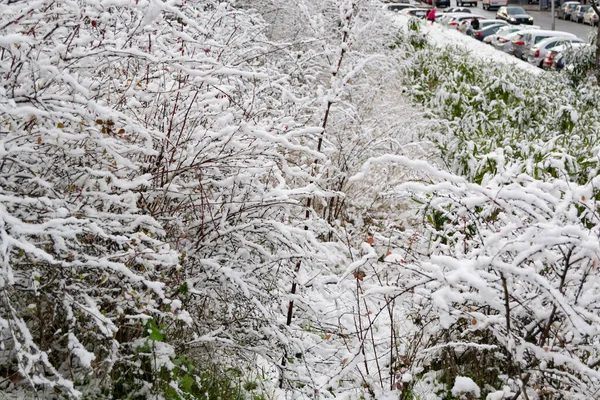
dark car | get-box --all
[496,6,534,24]
[471,23,507,41]
[457,0,477,6]
[556,1,580,20]
[570,5,590,22]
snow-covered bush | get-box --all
[0,0,422,397]
[0,0,186,397]
[346,18,600,399]
[0,0,340,396]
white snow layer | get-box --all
[452,376,481,398]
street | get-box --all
[460,2,597,40]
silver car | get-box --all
[516,29,576,60]
[492,27,538,53]
[526,36,584,68]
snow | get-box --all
[486,390,506,400]
[452,376,481,398]
[67,333,96,368]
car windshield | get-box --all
[499,27,520,35]
[566,4,577,9]
[486,25,503,33]
[581,6,591,11]
[534,35,553,44]
[507,7,526,15]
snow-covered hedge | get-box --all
[346,17,600,399]
[397,20,600,188]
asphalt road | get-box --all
[453,2,597,40]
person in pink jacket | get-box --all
[427,7,437,24]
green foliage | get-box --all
[393,30,600,190]
[146,319,165,342]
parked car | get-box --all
[556,1,580,20]
[496,6,534,25]
[543,42,587,69]
[570,5,590,22]
[583,7,599,25]
[493,30,522,52]
[384,3,418,11]
[457,0,477,7]
[443,6,471,13]
[438,12,472,24]
[526,36,584,67]
[471,23,508,41]
[511,29,576,60]
[482,0,508,11]
[400,7,430,17]
[554,43,591,70]
[487,25,539,46]
[463,19,507,34]
[448,14,486,29]
[458,17,494,34]
[543,48,561,69]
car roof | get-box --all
[534,36,584,46]
[526,29,577,36]
[479,23,508,31]
[445,12,474,16]
[454,14,485,19]
[552,42,589,52]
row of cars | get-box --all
[556,1,598,25]
[383,1,588,70]
[436,7,587,69]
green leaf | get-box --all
[180,374,194,392]
[146,319,164,341]
[178,282,189,295]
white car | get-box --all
[491,26,539,52]
[487,25,540,46]
[516,29,577,60]
[442,7,472,13]
[459,18,507,35]
[399,7,430,18]
[543,42,589,69]
[447,14,486,30]
[438,12,472,25]
[527,36,585,68]
[583,7,599,26]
